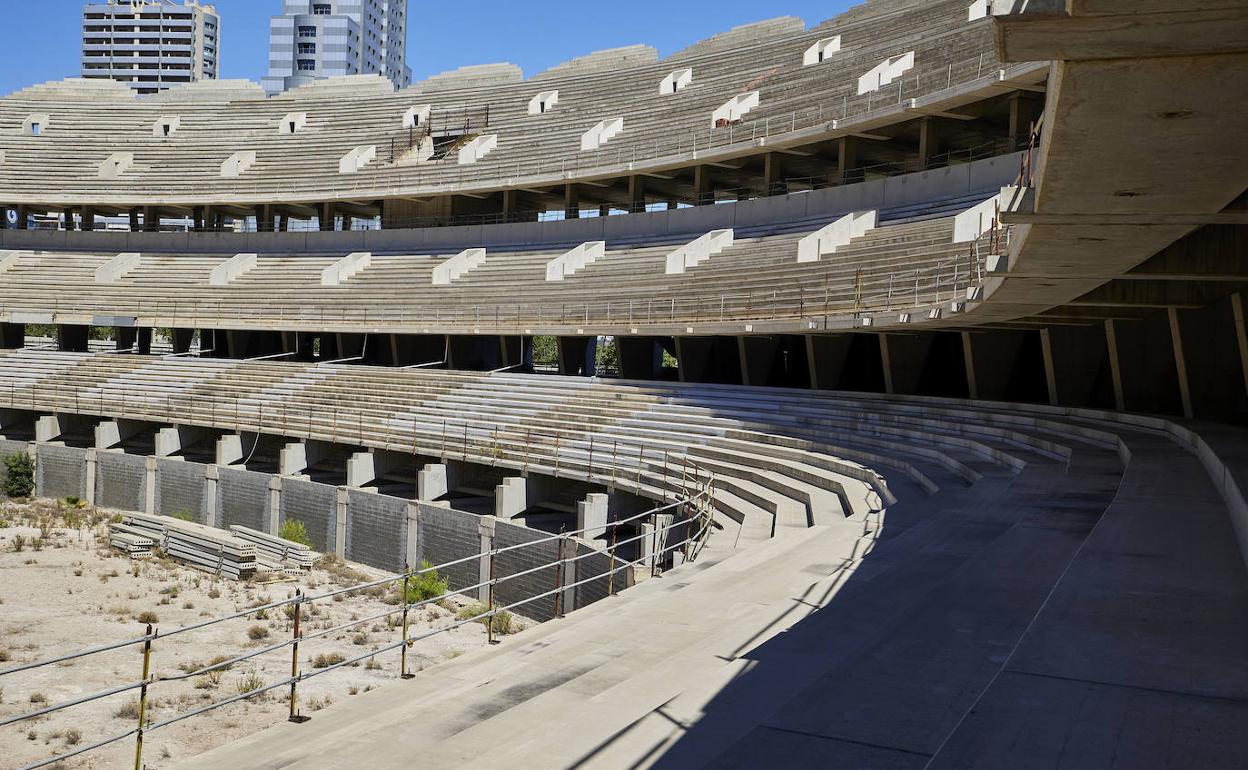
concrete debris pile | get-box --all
[229,525,315,575]
[106,513,315,580]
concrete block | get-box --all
[35,415,62,444]
[418,462,458,501]
[216,434,247,468]
[94,419,145,451]
[577,493,609,539]
[155,425,209,458]
[494,476,528,519]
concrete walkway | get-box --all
[176,426,1248,770]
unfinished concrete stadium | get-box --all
[0,0,1246,768]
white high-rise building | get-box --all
[263,1,412,94]
[81,0,220,95]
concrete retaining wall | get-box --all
[217,467,269,532]
[36,445,87,499]
[156,460,207,522]
[96,452,146,512]
[280,478,336,553]
[346,490,407,573]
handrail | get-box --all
[4,471,718,770]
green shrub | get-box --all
[11,535,24,553]
[456,603,514,635]
[236,673,264,695]
[278,519,313,548]
[166,510,194,522]
[404,561,449,605]
[2,453,34,499]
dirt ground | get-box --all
[0,497,528,769]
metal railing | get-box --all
[0,464,717,770]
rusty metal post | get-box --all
[650,513,660,579]
[486,550,499,645]
[552,530,566,619]
[133,623,154,770]
[400,567,415,679]
[288,589,310,722]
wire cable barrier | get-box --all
[0,472,716,770]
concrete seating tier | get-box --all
[0,215,984,333]
[0,348,1116,549]
[0,0,1014,204]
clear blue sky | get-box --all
[0,0,856,96]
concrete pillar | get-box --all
[1104,320,1126,411]
[879,334,894,394]
[84,448,97,505]
[405,502,421,569]
[215,434,248,468]
[1039,328,1059,406]
[763,152,785,196]
[129,209,141,232]
[1008,92,1024,150]
[1168,307,1194,419]
[171,328,195,354]
[267,477,282,535]
[694,165,713,205]
[494,476,528,518]
[502,189,517,221]
[204,464,219,528]
[418,462,456,501]
[334,487,349,558]
[280,439,326,477]
[116,327,152,354]
[837,136,859,183]
[673,338,687,382]
[558,336,598,377]
[35,415,63,444]
[576,493,609,540]
[319,202,336,232]
[0,323,24,350]
[628,176,646,213]
[478,516,496,603]
[64,208,77,232]
[155,425,207,459]
[961,332,978,400]
[192,206,205,232]
[142,206,159,232]
[805,336,820,390]
[347,450,402,491]
[95,419,144,451]
[1232,293,1248,402]
[144,456,157,514]
[737,337,752,386]
[563,184,579,220]
[81,207,97,232]
[57,325,89,353]
[918,117,940,169]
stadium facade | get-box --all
[0,0,1247,767]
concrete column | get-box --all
[81,208,97,232]
[694,165,713,205]
[142,206,159,232]
[405,502,421,569]
[763,152,785,195]
[805,336,820,391]
[1008,92,1024,149]
[1039,328,1059,406]
[279,440,325,477]
[0,323,24,350]
[737,337,752,386]
[673,337,687,383]
[144,456,157,514]
[192,206,205,232]
[267,477,281,535]
[502,189,517,221]
[35,415,63,444]
[1104,320,1126,411]
[418,462,456,502]
[129,209,141,232]
[1168,307,1194,419]
[155,425,207,459]
[627,176,646,213]
[477,516,496,603]
[837,136,859,183]
[563,184,579,220]
[878,334,894,395]
[347,450,402,491]
[216,434,248,468]
[64,208,77,232]
[95,419,144,451]
[918,117,940,169]
[84,449,97,506]
[204,465,219,528]
[318,202,336,232]
[1232,293,1248,402]
[171,328,195,354]
[576,493,609,540]
[961,332,978,400]
[57,325,89,353]
[494,476,528,518]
